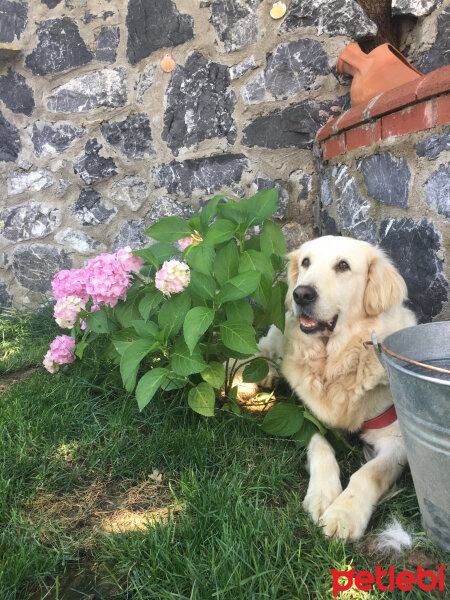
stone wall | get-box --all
[0,0,448,312]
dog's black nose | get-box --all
[293,285,317,305]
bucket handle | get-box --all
[365,332,450,376]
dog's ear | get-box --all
[364,249,407,316]
[285,248,301,311]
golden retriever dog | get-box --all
[255,235,417,539]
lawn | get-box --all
[0,309,448,600]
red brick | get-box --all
[316,115,339,142]
[436,93,450,125]
[322,133,346,160]
[416,65,450,101]
[368,78,419,119]
[335,102,368,132]
[345,120,381,151]
[381,99,436,139]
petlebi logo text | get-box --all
[331,564,446,596]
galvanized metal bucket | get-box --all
[371,321,450,551]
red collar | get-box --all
[362,405,397,429]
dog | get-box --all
[255,235,417,539]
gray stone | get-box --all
[95,25,120,64]
[378,218,448,322]
[392,0,442,17]
[282,222,309,252]
[418,6,450,73]
[0,282,12,313]
[72,189,117,226]
[0,109,21,162]
[31,121,85,157]
[126,0,194,66]
[280,0,377,40]
[55,228,103,253]
[319,169,332,206]
[0,69,34,116]
[81,11,97,24]
[18,158,32,171]
[101,113,154,161]
[73,139,117,184]
[113,220,148,251]
[163,52,237,156]
[423,164,449,221]
[241,39,329,104]
[47,68,127,113]
[108,175,148,211]
[333,165,377,243]
[229,56,257,80]
[360,152,410,208]
[153,154,250,196]
[56,179,71,194]
[210,0,261,53]
[135,64,155,104]
[415,131,450,160]
[0,201,60,242]
[243,96,350,150]
[0,0,27,43]
[321,210,340,236]
[8,169,54,195]
[146,197,195,224]
[25,18,93,75]
[65,0,87,7]
[13,244,72,293]
[41,0,62,7]
[251,175,288,219]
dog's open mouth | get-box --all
[300,314,338,334]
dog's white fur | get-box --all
[256,235,417,539]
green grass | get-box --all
[0,311,448,600]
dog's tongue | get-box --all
[300,315,319,328]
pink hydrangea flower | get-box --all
[84,253,131,307]
[52,269,88,302]
[54,296,86,329]
[177,237,195,251]
[80,304,100,330]
[43,350,59,374]
[43,335,76,373]
[116,246,145,273]
[155,259,190,295]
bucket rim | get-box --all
[381,322,450,387]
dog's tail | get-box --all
[375,519,414,553]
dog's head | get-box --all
[286,236,407,335]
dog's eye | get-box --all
[336,260,350,272]
[301,258,310,268]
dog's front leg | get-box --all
[320,432,407,540]
[303,433,342,523]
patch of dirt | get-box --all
[0,366,40,393]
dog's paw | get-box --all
[303,483,342,523]
[319,497,368,540]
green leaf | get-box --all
[139,288,164,320]
[261,403,305,436]
[199,195,223,231]
[136,368,168,411]
[216,342,254,359]
[189,271,216,300]
[244,234,261,251]
[260,220,286,257]
[219,203,246,224]
[242,188,279,227]
[111,328,139,356]
[186,243,215,275]
[242,358,269,383]
[183,307,214,354]
[253,305,272,329]
[218,271,261,303]
[114,293,142,328]
[225,299,253,324]
[189,215,201,232]
[201,361,225,389]
[292,420,317,448]
[158,291,191,339]
[131,319,159,339]
[144,242,180,265]
[268,281,287,332]
[144,216,191,241]
[204,219,236,245]
[220,319,259,355]
[132,248,158,268]
[120,338,156,393]
[238,250,274,281]
[304,410,327,436]
[83,308,112,334]
[188,382,215,416]
[214,240,239,286]
[251,276,272,308]
[161,373,187,391]
[171,338,207,376]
